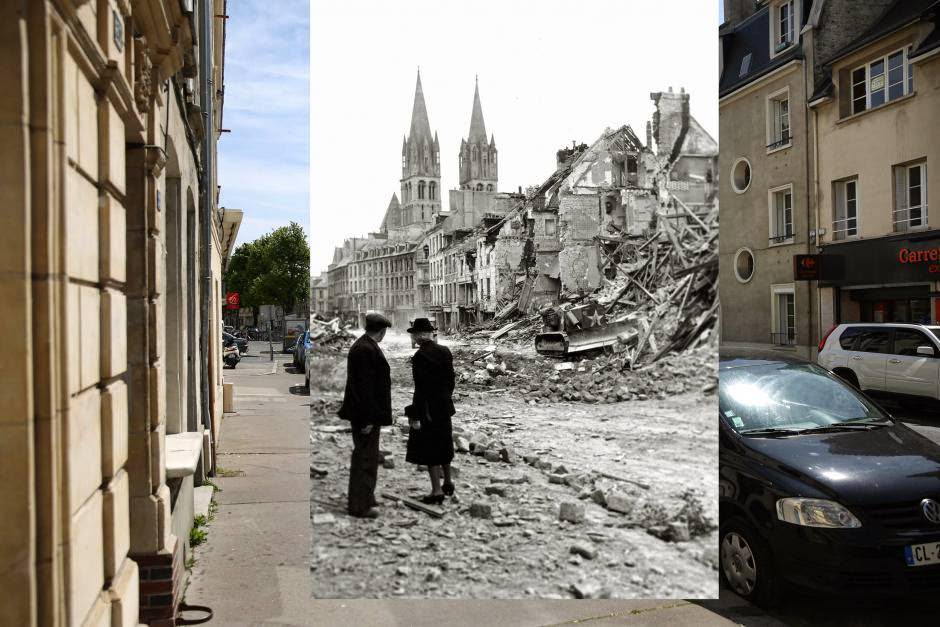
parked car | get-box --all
[293,330,312,372]
[305,335,314,392]
[817,323,940,401]
[719,352,940,605]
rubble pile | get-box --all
[593,199,718,368]
[310,317,356,353]
[451,340,715,404]
[445,197,719,404]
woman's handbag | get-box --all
[404,402,431,430]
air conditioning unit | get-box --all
[181,0,194,13]
[185,78,195,96]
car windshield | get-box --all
[928,327,940,341]
[719,361,891,435]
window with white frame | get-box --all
[769,185,793,242]
[773,1,797,54]
[767,89,791,149]
[833,178,858,240]
[893,161,927,232]
[771,285,796,346]
[851,47,913,115]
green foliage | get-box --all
[224,221,310,315]
[189,526,207,548]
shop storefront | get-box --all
[820,230,940,326]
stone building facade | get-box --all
[718,0,937,358]
[1,1,234,624]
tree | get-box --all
[224,222,309,322]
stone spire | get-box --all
[408,69,433,146]
[380,192,401,233]
[458,75,497,191]
[468,75,487,143]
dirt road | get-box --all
[310,331,718,599]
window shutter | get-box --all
[896,167,908,207]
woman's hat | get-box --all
[407,318,436,333]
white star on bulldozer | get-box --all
[586,309,605,327]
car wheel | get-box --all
[834,368,859,390]
[719,517,781,608]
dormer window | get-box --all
[772,0,797,56]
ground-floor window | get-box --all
[771,284,796,346]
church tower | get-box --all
[458,76,497,191]
[400,69,441,227]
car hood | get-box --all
[744,423,940,506]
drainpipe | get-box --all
[198,0,214,463]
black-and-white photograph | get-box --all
[308,0,719,600]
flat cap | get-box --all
[364,312,392,332]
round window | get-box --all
[731,158,752,194]
[734,248,755,283]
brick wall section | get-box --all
[136,537,183,625]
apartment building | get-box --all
[718,0,900,358]
[812,1,940,329]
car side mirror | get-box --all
[916,345,935,357]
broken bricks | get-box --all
[569,542,598,560]
[469,502,493,519]
[558,502,586,524]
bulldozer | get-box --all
[535,301,635,356]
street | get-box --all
[310,331,719,600]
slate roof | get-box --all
[719,3,809,98]
[809,0,938,102]
[820,0,939,66]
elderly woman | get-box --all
[405,318,456,504]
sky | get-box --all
[218,0,310,248]
[310,0,720,275]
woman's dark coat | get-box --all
[405,341,456,466]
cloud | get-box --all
[219,0,309,247]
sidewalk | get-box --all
[183,342,736,626]
[184,344,312,624]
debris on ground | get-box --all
[310,317,357,352]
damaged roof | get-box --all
[679,116,717,156]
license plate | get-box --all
[904,542,940,567]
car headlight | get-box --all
[776,497,861,528]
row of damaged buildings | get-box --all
[320,72,717,332]
[2,1,241,625]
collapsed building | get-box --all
[321,79,717,341]
[428,88,717,332]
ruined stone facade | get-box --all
[320,76,715,334]
[0,2,234,624]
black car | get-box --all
[719,353,940,606]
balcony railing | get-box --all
[893,206,927,232]
[769,230,793,244]
[767,130,791,150]
[832,217,857,241]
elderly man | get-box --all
[337,313,392,518]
